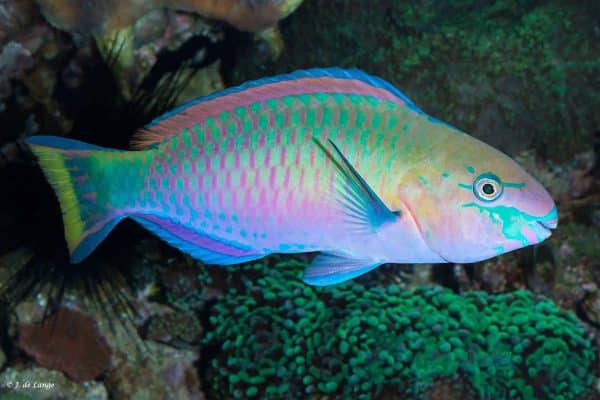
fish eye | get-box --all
[473,174,503,202]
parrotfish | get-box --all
[26,68,558,285]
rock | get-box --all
[0,347,6,370]
[421,378,477,400]
[581,284,600,328]
[254,26,285,60]
[17,308,113,382]
[569,151,596,198]
[465,252,525,294]
[0,42,35,103]
[167,60,225,106]
[0,366,108,399]
[0,0,37,44]
[105,342,203,399]
[0,11,75,140]
[157,254,219,311]
[96,10,223,101]
[35,0,304,34]
[143,309,203,349]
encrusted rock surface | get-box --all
[105,342,203,400]
[17,308,113,382]
[0,367,108,399]
[36,0,303,34]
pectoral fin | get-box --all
[314,138,400,234]
[303,252,381,286]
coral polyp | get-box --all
[204,260,597,399]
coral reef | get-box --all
[105,342,203,399]
[204,260,597,399]
[0,367,108,399]
[1,1,598,398]
[143,310,204,349]
[233,0,599,162]
[534,221,600,324]
[0,42,34,105]
[157,255,218,311]
[16,308,113,382]
[0,235,208,398]
[0,0,74,142]
[36,0,303,34]
[95,9,224,100]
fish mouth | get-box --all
[534,219,557,241]
[537,219,557,230]
[536,214,558,231]
[536,206,558,232]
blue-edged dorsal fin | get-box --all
[303,252,381,286]
[131,67,423,149]
[131,214,264,265]
[315,138,400,233]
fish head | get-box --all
[400,136,557,263]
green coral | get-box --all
[203,260,596,399]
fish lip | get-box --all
[537,219,557,230]
[535,220,556,239]
[536,206,558,231]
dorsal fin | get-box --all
[131,67,422,149]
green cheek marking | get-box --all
[441,172,451,178]
[463,203,556,246]
[458,176,525,193]
[418,176,429,186]
[504,181,526,189]
[463,202,530,246]
[466,165,476,174]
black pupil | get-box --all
[482,183,495,195]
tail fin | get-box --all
[26,135,127,263]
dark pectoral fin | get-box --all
[303,252,381,286]
[314,138,399,233]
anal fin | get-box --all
[303,252,381,286]
[132,214,264,265]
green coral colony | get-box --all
[204,261,596,400]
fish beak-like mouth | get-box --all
[537,218,557,231]
[534,221,553,240]
[531,207,558,241]
[536,206,558,233]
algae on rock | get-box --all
[232,0,600,161]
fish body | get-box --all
[27,68,557,285]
